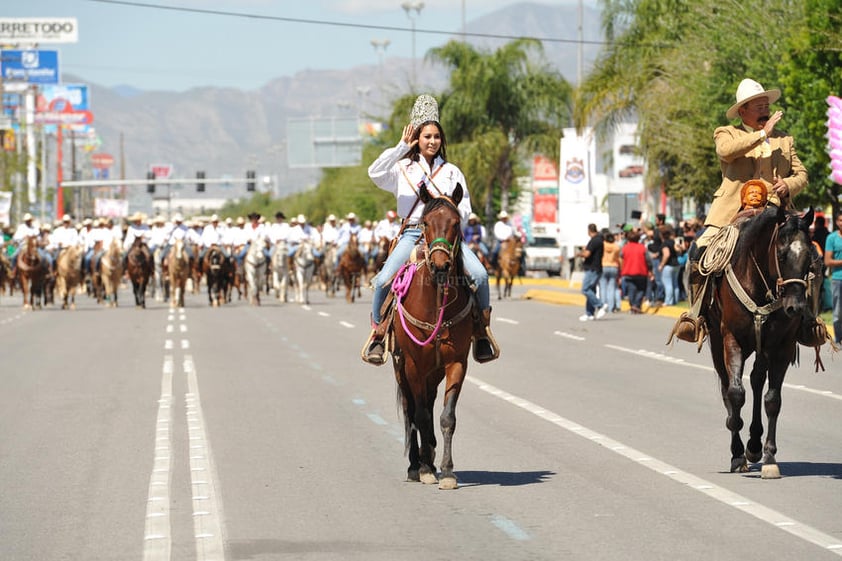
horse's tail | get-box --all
[396,382,413,457]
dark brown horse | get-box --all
[127,238,153,308]
[495,237,522,299]
[337,233,366,303]
[385,184,474,490]
[15,237,48,309]
[203,245,229,307]
[704,205,819,478]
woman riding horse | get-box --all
[388,183,475,489]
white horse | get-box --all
[245,240,267,306]
[271,240,290,302]
[294,238,316,305]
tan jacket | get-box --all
[705,125,808,228]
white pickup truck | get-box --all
[525,223,563,276]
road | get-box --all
[1,280,841,561]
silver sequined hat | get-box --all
[410,94,440,130]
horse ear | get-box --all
[452,183,463,206]
[419,183,432,204]
[801,207,815,232]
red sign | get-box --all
[150,164,173,179]
[533,193,558,223]
[91,153,114,169]
[533,155,559,182]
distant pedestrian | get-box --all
[576,223,607,321]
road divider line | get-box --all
[605,344,842,402]
[142,356,173,561]
[468,376,842,557]
[183,355,226,561]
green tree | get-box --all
[426,39,572,224]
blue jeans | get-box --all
[661,264,680,306]
[371,228,489,324]
[832,279,842,343]
[581,269,603,316]
[599,265,619,312]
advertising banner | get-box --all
[533,192,558,223]
[1,49,60,84]
[0,18,78,44]
[95,198,128,218]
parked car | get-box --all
[525,235,562,276]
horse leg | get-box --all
[759,353,790,479]
[438,362,466,490]
[745,358,767,465]
[719,336,748,473]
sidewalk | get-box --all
[518,275,684,319]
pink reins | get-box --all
[392,262,448,346]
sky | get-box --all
[4,0,594,92]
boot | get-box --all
[473,308,500,363]
[361,317,389,366]
[668,256,709,348]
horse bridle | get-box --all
[755,222,811,301]
[422,195,462,271]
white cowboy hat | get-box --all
[82,218,93,226]
[297,214,306,224]
[210,214,219,221]
[22,213,33,221]
[236,216,245,225]
[468,213,479,221]
[327,214,337,221]
[129,211,144,221]
[154,215,165,223]
[726,79,781,120]
[62,214,72,222]
[173,213,184,222]
[497,210,509,219]
[346,212,357,220]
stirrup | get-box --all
[360,328,387,366]
[472,329,500,364]
[667,312,707,352]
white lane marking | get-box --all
[318,311,330,317]
[181,340,190,349]
[166,325,173,333]
[183,356,226,561]
[180,325,188,333]
[606,344,842,401]
[339,321,355,329]
[164,340,173,350]
[302,305,312,311]
[142,356,173,560]
[468,377,842,556]
[490,514,530,541]
[497,317,519,325]
[553,330,585,341]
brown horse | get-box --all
[385,184,474,490]
[56,246,83,310]
[15,237,48,309]
[495,237,522,299]
[338,233,366,303]
[127,238,153,308]
[702,205,820,478]
[0,251,10,299]
[100,238,123,307]
[169,239,190,308]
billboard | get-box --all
[1,49,60,84]
[287,117,362,168]
[0,18,78,44]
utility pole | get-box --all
[370,38,390,103]
[401,2,424,89]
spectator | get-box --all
[620,229,650,314]
[599,230,621,312]
[576,223,607,321]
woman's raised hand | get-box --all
[402,123,417,147]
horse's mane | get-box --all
[421,195,459,218]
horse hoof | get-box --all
[761,464,781,479]
[438,476,458,490]
[420,472,438,485]
[406,470,420,482]
[730,458,748,473]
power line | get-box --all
[85,0,611,47]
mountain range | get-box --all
[69,2,604,212]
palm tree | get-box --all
[426,39,572,222]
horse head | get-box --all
[775,207,814,318]
[419,182,463,286]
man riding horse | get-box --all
[673,78,825,348]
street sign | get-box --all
[91,153,114,169]
[1,49,60,84]
[0,18,78,44]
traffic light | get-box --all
[146,171,155,194]
[246,170,256,192]
[196,171,206,192]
